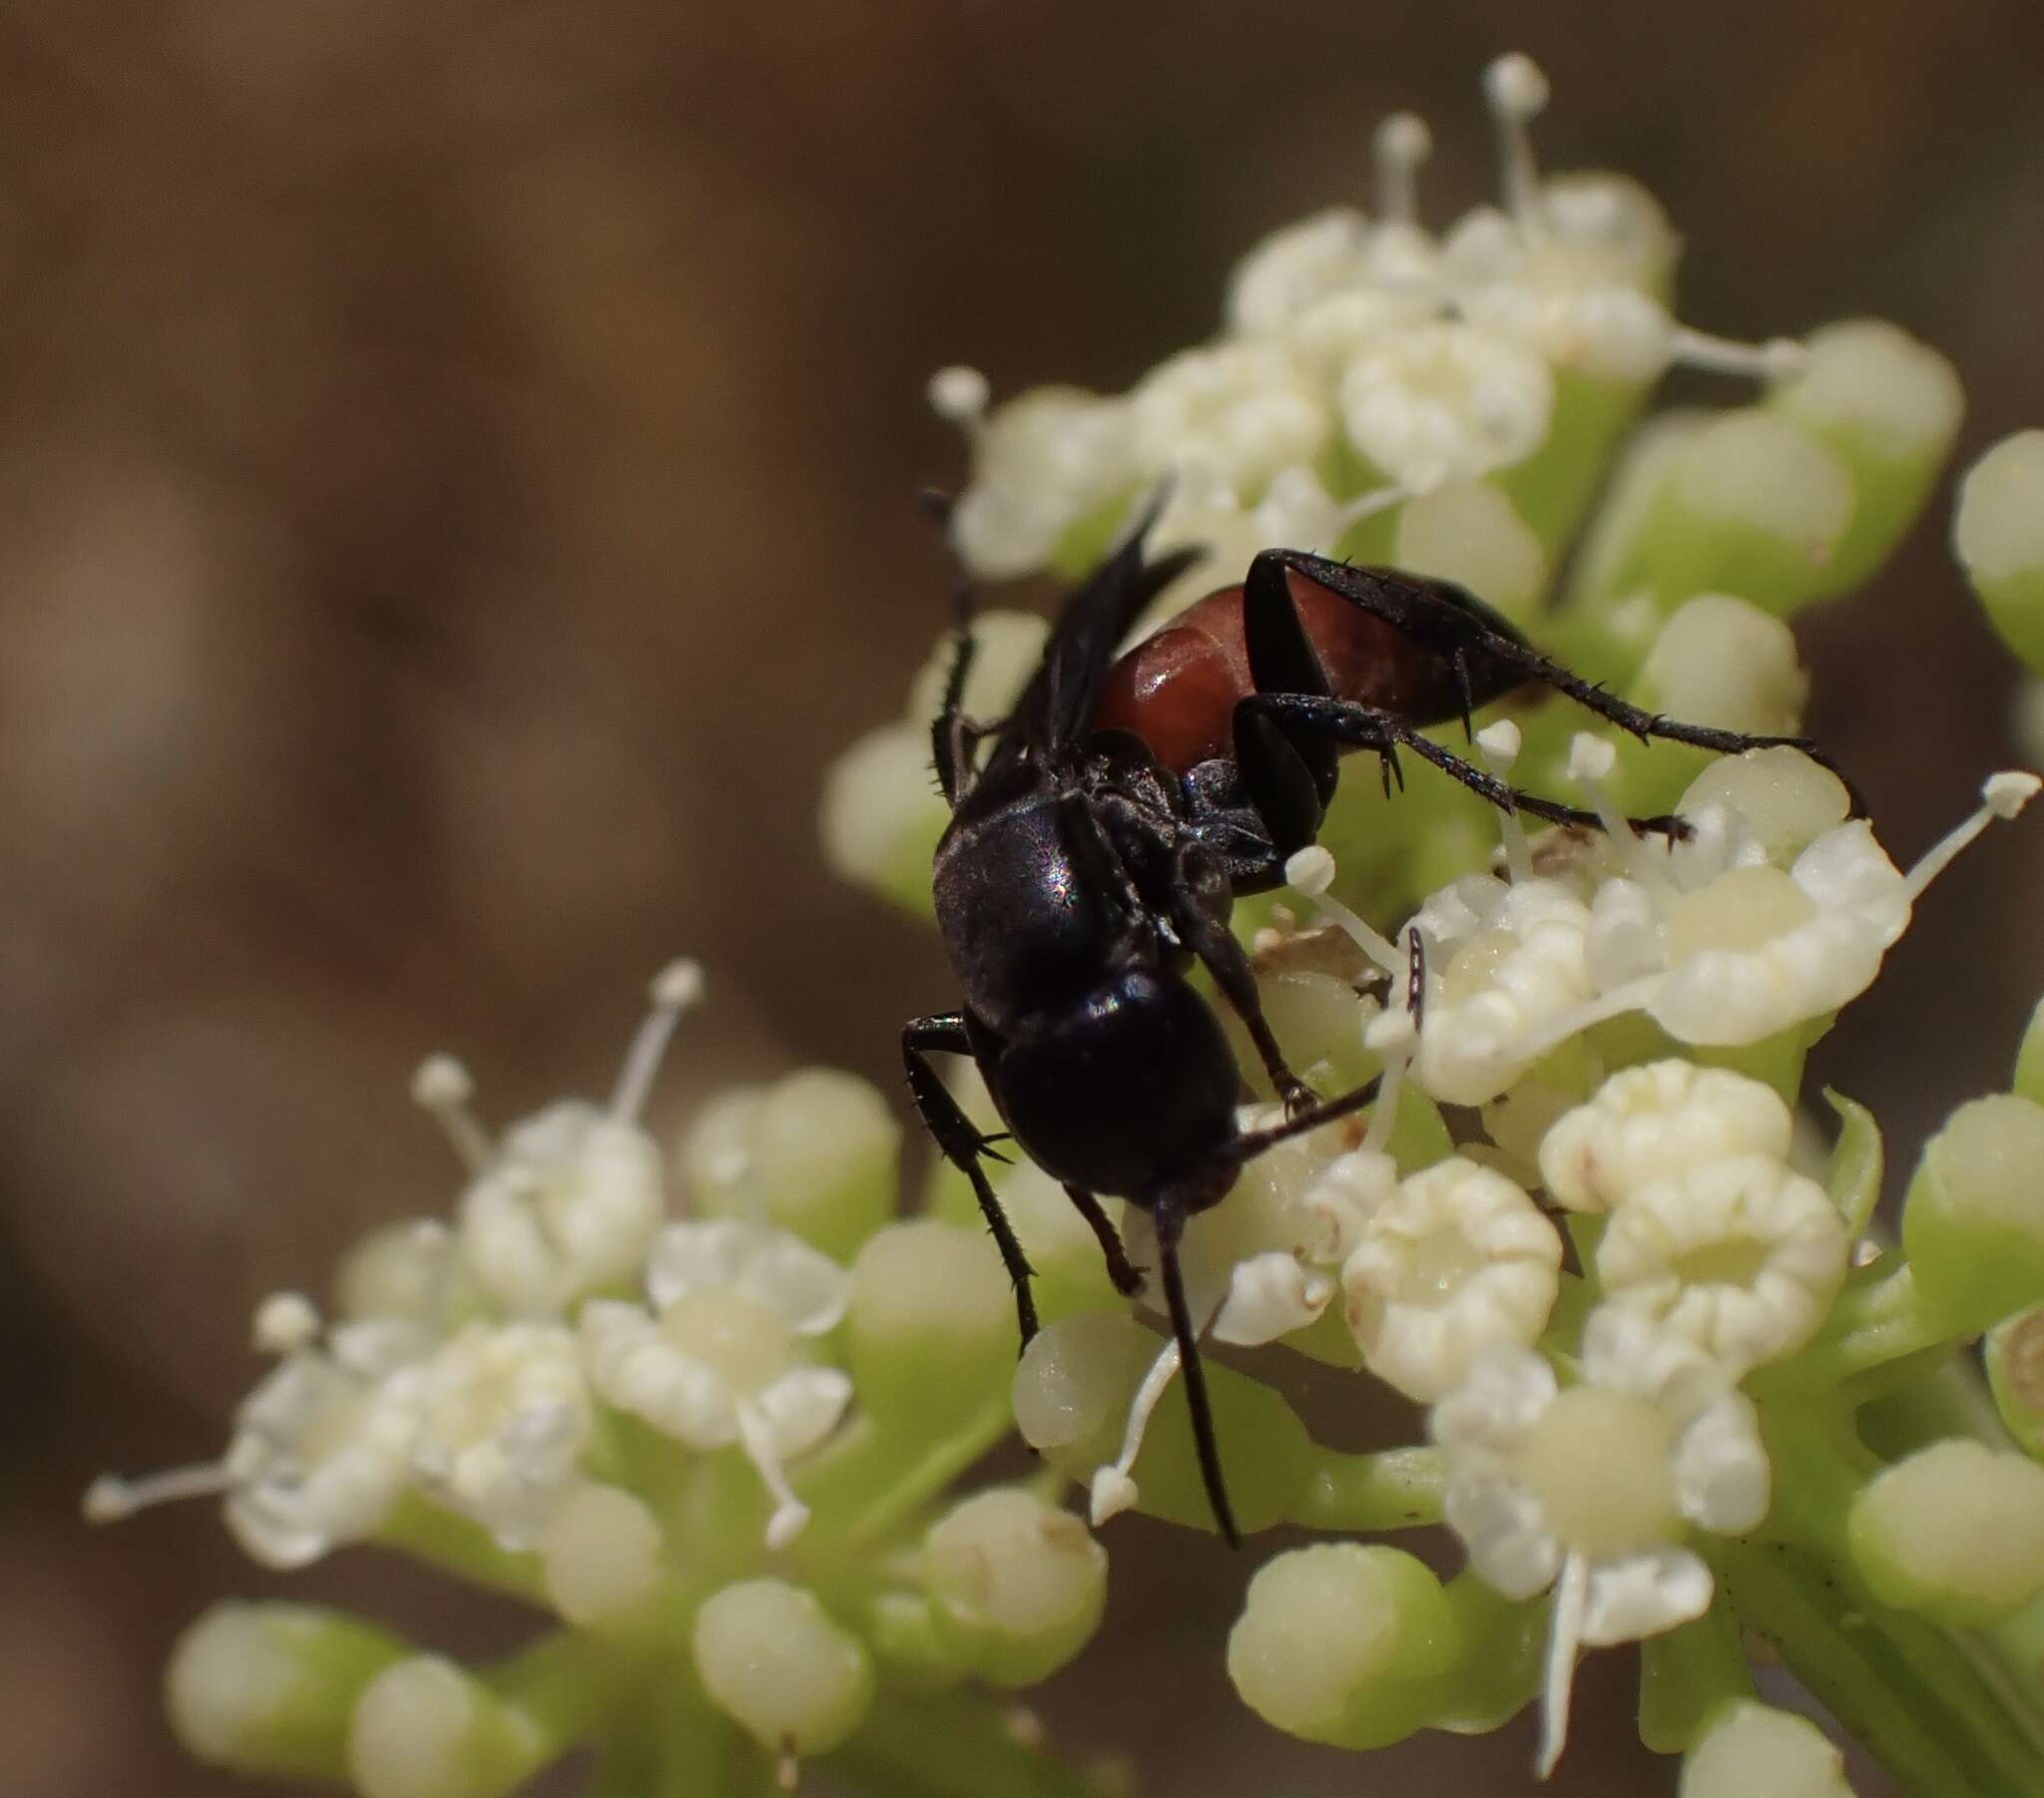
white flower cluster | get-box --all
[88,962,858,1571]
[1297,743,2037,1110]
[931,52,1798,592]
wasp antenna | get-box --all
[1155,1200,1240,1548]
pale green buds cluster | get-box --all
[115,42,2044,1798]
[100,966,1119,1798]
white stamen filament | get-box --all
[1902,772,2041,902]
[1089,1336,1183,1527]
[1568,732,1669,890]
[1483,54,1550,234]
[1477,720,1534,883]
[1670,327,1807,383]
[610,958,706,1121]
[736,1401,812,1552]
[1333,482,1414,534]
[1363,1005,1416,1157]
[1539,1551,1591,1778]
[1284,848,1405,975]
[411,1054,494,1174]
[85,1461,235,1523]
[1372,113,1432,226]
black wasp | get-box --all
[901,500,1843,1543]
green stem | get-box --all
[1287,1446,1442,1533]
[1713,1539,2044,1798]
[375,1494,547,1603]
[1638,1602,1755,1754]
[826,1690,1101,1798]
[798,1395,1015,1552]
[486,1629,635,1748]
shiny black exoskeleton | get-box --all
[901,502,1848,1544]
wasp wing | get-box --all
[991,497,1205,760]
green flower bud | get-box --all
[846,1219,1013,1421]
[1901,1094,2044,1335]
[929,1158,1126,1321]
[692,1579,874,1757]
[1955,431,2044,676]
[1847,1440,2044,1626]
[349,1657,546,1798]
[819,719,946,914]
[1012,1311,1315,1535]
[1637,409,1854,617]
[683,1068,899,1259]
[1227,1544,1456,1749]
[922,1488,1109,1685]
[1679,1701,1853,1798]
[1392,481,1548,624]
[535,1485,665,1628]
[167,1602,407,1782]
[1769,319,1961,596]
[1986,1304,2044,1460]
[1619,594,1809,807]
[2012,994,2044,1110]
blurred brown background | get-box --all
[7,1,2044,1792]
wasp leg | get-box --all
[1166,845,1316,1115]
[902,1013,1038,1345]
[1257,548,1862,814]
[1063,1184,1145,1296]
[921,492,992,807]
[1152,1193,1241,1548]
[1240,692,1688,838]
[1479,644,1867,816]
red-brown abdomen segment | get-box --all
[1091,566,1473,774]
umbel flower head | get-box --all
[98,45,2044,1798]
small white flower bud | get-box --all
[1339,322,1554,492]
[1225,209,1371,337]
[1775,320,1961,468]
[1012,1312,1152,1453]
[923,1489,1109,1685]
[1847,1441,2044,1626]
[1539,1062,1794,1214]
[1132,342,1330,498]
[692,1579,874,1757]
[1341,1156,1562,1402]
[947,386,1138,580]
[1956,430,2044,673]
[1677,748,1850,864]
[1640,595,1808,736]
[167,1603,404,1779]
[1903,1093,2044,1334]
[1566,732,1617,785]
[1595,1154,1846,1371]
[409,1323,590,1551]
[1212,1251,1334,1346]
[1227,1544,1454,1749]
[684,1069,900,1261]
[1661,411,1854,615]
[349,1657,542,1798]
[536,1486,665,1627]
[1679,1701,1854,1798]
[1986,1305,2044,1459]
[819,719,953,909]
[847,1219,1013,1419]
[1392,482,1547,622]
